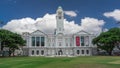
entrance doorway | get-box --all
[58,50,63,55]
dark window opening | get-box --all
[41,50,44,55]
[36,37,40,46]
[82,50,84,54]
[86,50,89,54]
[41,37,45,46]
[77,50,80,54]
[36,50,39,55]
[59,16,61,19]
[32,37,35,46]
[81,36,84,46]
[32,50,34,55]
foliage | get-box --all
[0,29,25,56]
[92,28,120,55]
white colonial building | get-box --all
[22,6,97,57]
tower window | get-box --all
[59,16,61,19]
[59,28,61,31]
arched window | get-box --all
[77,50,80,54]
[86,50,89,54]
[41,50,44,55]
[36,50,39,55]
[32,50,34,55]
[82,50,84,54]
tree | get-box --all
[92,28,120,55]
[0,29,25,56]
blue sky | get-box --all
[0,0,120,33]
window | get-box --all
[81,36,84,46]
[49,43,50,46]
[41,50,44,55]
[59,16,61,19]
[82,50,84,54]
[32,37,35,46]
[36,50,39,55]
[86,50,89,54]
[36,37,40,46]
[41,37,45,46]
[59,42,61,46]
[32,50,34,55]
[77,50,80,54]
[70,43,72,46]
[59,28,61,31]
[66,43,68,46]
[85,36,89,46]
[53,44,54,46]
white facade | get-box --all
[22,6,97,57]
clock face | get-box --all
[57,11,63,19]
[58,11,62,15]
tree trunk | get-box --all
[1,46,3,57]
[108,51,112,56]
[12,49,15,56]
[8,48,11,56]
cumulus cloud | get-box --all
[81,17,105,34]
[64,11,77,17]
[3,13,105,35]
[104,9,120,21]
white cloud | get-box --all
[104,9,120,21]
[64,11,77,17]
[3,14,105,35]
[81,17,105,35]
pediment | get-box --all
[30,30,47,36]
[75,30,91,35]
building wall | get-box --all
[22,30,96,57]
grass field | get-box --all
[0,56,120,68]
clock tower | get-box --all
[56,6,64,35]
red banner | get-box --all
[76,36,80,46]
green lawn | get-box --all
[0,56,120,68]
